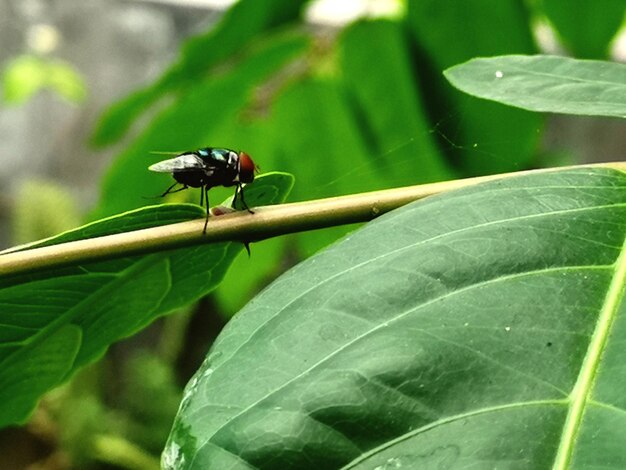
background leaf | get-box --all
[444,55,626,118]
[90,0,308,147]
[1,55,86,104]
[407,0,542,175]
[541,0,626,59]
[2,56,46,103]
[339,20,452,185]
[165,167,626,469]
[12,178,82,245]
[0,172,293,427]
[269,77,382,255]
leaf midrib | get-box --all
[552,224,626,469]
[502,62,626,89]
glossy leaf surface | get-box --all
[445,55,626,118]
[166,167,626,469]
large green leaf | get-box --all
[0,172,293,427]
[445,55,626,118]
[407,0,541,175]
[165,167,626,468]
[541,0,626,59]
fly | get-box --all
[149,147,257,233]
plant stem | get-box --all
[1,162,625,277]
[91,434,160,470]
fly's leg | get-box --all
[161,182,188,197]
[202,185,210,234]
[233,184,253,255]
[231,185,238,208]
[238,184,254,214]
[143,182,187,199]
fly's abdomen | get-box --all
[173,171,207,188]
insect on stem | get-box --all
[148,146,259,244]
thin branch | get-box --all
[1,163,624,277]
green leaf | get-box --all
[407,0,542,175]
[444,55,626,118]
[0,172,293,427]
[0,255,168,428]
[89,86,158,147]
[541,0,626,59]
[91,0,308,147]
[2,55,86,104]
[165,167,626,468]
[47,60,87,103]
[340,20,452,185]
[12,178,82,245]
[0,325,81,426]
[270,78,381,255]
[2,55,47,103]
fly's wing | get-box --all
[148,153,213,173]
[149,151,183,156]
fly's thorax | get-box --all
[196,148,237,166]
[227,151,239,167]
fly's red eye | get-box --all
[238,152,256,183]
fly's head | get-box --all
[238,152,258,184]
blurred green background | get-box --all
[1,0,625,468]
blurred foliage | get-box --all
[114,353,182,454]
[2,55,87,104]
[90,0,309,147]
[407,0,542,175]
[539,0,626,58]
[12,178,82,245]
[47,353,178,469]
